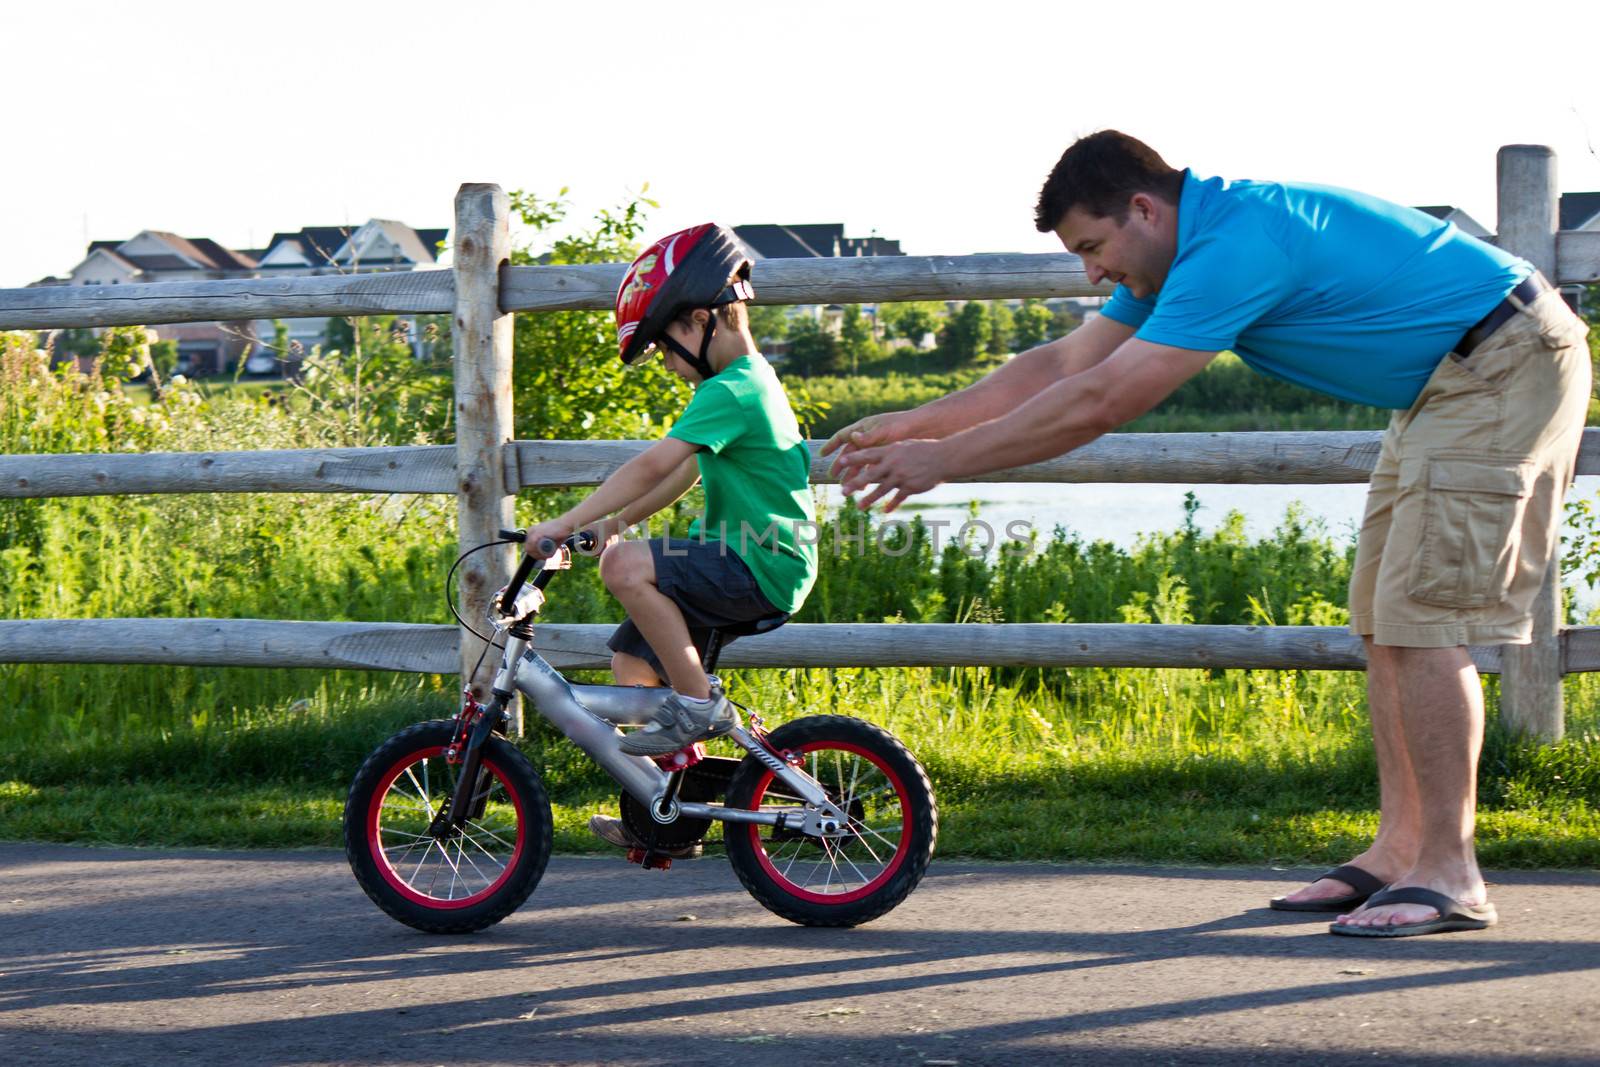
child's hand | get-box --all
[523,520,574,558]
[576,518,624,557]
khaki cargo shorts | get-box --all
[1349,289,1591,648]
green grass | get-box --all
[4,664,1598,867]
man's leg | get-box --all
[1276,638,1420,904]
[600,541,711,699]
[1337,644,1487,927]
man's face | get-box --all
[1053,195,1176,299]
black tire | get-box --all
[724,715,937,927]
[343,720,553,934]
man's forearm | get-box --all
[900,340,1071,438]
[898,315,1133,440]
[935,338,1217,478]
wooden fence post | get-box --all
[1496,144,1564,741]
[452,184,516,717]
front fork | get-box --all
[433,635,528,836]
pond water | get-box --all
[815,476,1600,609]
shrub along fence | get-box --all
[2,147,1598,742]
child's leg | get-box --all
[600,542,711,698]
[610,651,661,687]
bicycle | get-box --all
[343,530,938,933]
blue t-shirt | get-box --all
[1100,171,1530,409]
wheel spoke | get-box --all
[402,765,434,818]
[837,847,875,886]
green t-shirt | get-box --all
[665,354,816,614]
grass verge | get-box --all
[4,667,1597,868]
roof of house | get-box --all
[417,228,448,255]
[1411,205,1491,237]
[259,222,444,267]
[261,226,358,267]
[1560,191,1600,231]
[366,220,437,264]
[84,233,257,273]
[733,223,901,260]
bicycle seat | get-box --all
[713,611,790,639]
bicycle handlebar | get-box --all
[495,529,597,615]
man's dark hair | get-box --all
[1034,130,1185,232]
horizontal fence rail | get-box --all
[0,270,454,330]
[0,253,1106,331]
[3,231,1597,331]
[5,429,1600,499]
[500,254,1109,313]
[9,618,1600,674]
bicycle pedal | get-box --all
[626,847,673,871]
[652,742,706,772]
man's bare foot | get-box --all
[1334,865,1487,929]
[1272,849,1406,909]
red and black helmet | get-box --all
[615,223,754,375]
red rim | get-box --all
[744,740,911,905]
[367,745,525,909]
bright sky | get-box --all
[5,0,1600,289]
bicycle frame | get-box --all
[444,543,849,840]
[503,632,844,830]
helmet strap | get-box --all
[661,312,719,381]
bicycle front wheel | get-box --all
[343,720,552,933]
[724,715,937,927]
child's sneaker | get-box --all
[618,690,737,756]
[587,814,702,859]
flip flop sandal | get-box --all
[1328,886,1498,938]
[1270,864,1385,912]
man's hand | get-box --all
[833,438,948,513]
[821,411,916,478]
[522,519,573,559]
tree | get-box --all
[506,188,688,440]
[985,301,1014,359]
[1012,298,1055,352]
[747,304,789,349]
[938,300,988,366]
[785,314,840,377]
[838,304,878,374]
[879,301,942,349]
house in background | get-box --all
[733,223,902,261]
[36,231,260,375]
[32,220,446,376]
[1413,205,1492,239]
[730,223,904,349]
[244,220,447,360]
[1560,192,1600,232]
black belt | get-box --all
[1457,273,1553,356]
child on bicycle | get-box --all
[520,223,818,854]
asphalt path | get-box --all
[2,843,1598,1066]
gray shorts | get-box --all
[607,538,782,682]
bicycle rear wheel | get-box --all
[724,715,937,927]
[344,720,552,933]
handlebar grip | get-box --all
[499,528,526,543]
[535,537,560,557]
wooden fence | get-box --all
[2,147,1598,741]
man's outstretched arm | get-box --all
[821,313,1136,459]
[838,337,1218,511]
